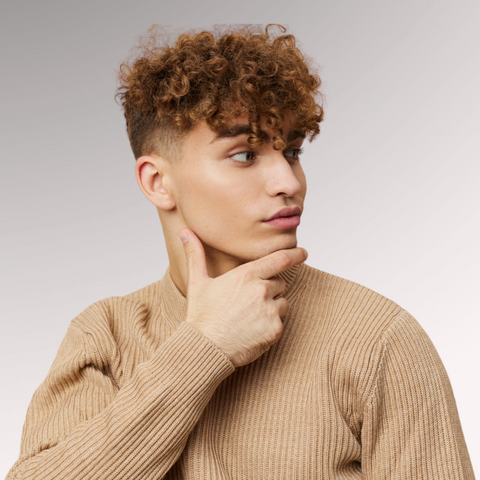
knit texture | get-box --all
[7,262,475,479]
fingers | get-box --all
[179,227,308,293]
[275,297,290,318]
[269,275,287,299]
[253,247,308,280]
[270,277,290,317]
[179,228,210,287]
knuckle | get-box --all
[238,266,255,283]
[280,298,290,316]
[256,282,270,299]
[273,321,284,341]
[277,251,292,269]
[185,248,195,263]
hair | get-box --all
[115,24,324,162]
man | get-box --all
[7,25,475,479]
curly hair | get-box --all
[115,24,324,162]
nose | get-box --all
[265,151,304,198]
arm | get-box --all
[7,300,235,480]
[361,311,475,479]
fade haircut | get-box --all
[115,24,324,163]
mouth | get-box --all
[263,215,301,229]
[262,206,302,229]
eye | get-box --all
[284,147,304,160]
[230,151,255,163]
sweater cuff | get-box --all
[145,321,235,399]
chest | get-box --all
[169,332,362,479]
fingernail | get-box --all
[179,231,189,244]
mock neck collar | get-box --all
[158,262,304,327]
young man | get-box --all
[7,25,475,479]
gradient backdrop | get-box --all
[1,0,479,476]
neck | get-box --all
[159,208,244,297]
[168,241,244,297]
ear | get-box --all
[135,155,176,210]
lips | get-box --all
[262,206,302,229]
[265,206,302,221]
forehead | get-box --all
[187,114,305,147]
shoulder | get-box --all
[296,262,407,335]
[70,278,164,335]
[58,278,168,385]
[294,263,427,396]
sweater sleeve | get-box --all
[6,301,235,480]
[361,310,475,479]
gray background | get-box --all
[1,0,479,476]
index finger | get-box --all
[251,247,308,280]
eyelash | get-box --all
[230,147,304,164]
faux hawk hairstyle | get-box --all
[115,24,324,162]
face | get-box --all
[168,114,307,267]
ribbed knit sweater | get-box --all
[7,262,475,479]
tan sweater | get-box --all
[7,262,475,479]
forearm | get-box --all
[7,322,235,480]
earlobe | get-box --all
[135,155,176,210]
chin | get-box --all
[252,235,298,260]
[203,232,298,265]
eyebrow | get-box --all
[210,125,306,145]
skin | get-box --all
[135,114,307,297]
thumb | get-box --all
[178,228,209,289]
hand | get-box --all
[179,228,308,368]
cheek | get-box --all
[177,174,243,225]
[191,186,260,241]
[174,161,266,239]
[222,178,264,223]
[198,169,256,210]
